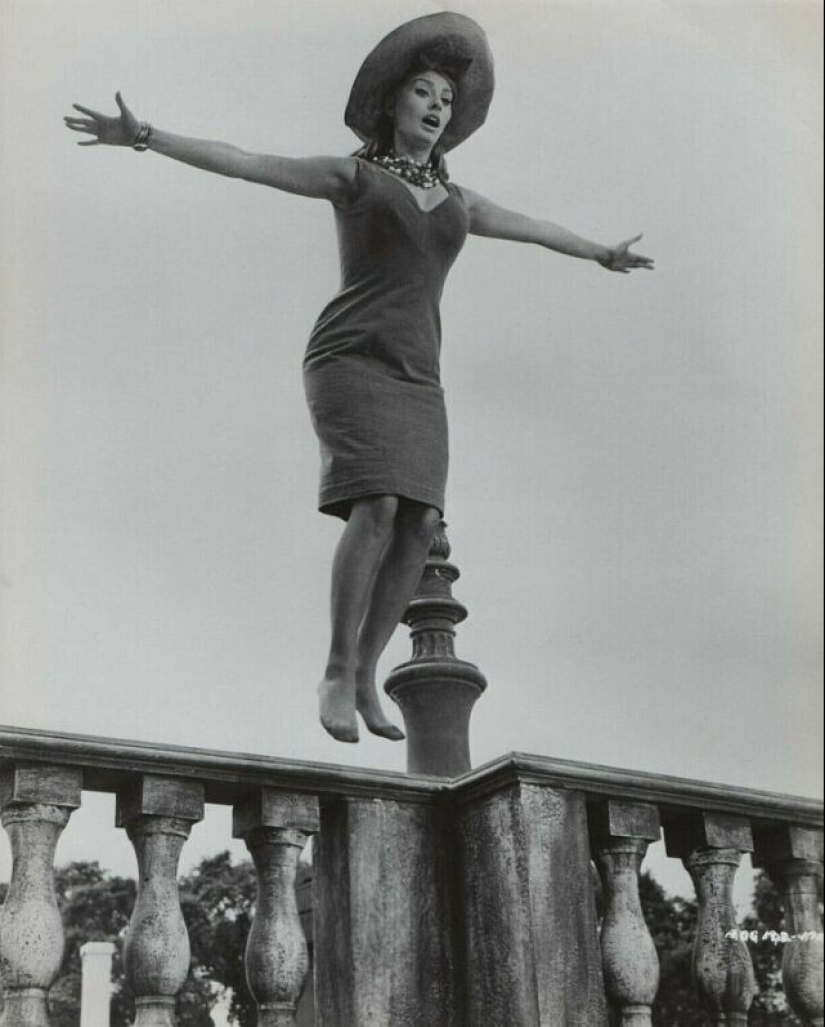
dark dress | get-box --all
[303,156,469,520]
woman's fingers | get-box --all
[603,238,654,272]
[72,102,105,120]
[77,139,101,147]
[64,121,99,136]
[114,91,133,117]
[612,236,654,271]
[614,234,644,255]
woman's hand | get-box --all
[63,91,140,147]
[598,234,654,273]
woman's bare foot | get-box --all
[355,669,405,741]
[318,674,359,743]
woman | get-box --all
[64,13,653,746]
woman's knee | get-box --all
[397,501,441,544]
[349,495,399,536]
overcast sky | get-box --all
[1,0,822,905]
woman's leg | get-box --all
[318,495,398,742]
[355,501,441,739]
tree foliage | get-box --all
[179,852,258,1026]
[639,871,704,1026]
[48,862,136,1027]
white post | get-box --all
[80,941,115,1027]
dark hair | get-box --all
[353,56,461,181]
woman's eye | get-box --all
[442,97,453,106]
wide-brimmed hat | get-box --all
[345,12,494,153]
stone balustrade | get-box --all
[0,727,822,1027]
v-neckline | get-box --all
[365,160,452,215]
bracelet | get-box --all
[132,122,152,151]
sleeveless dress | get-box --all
[303,156,469,520]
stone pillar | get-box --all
[232,790,320,1027]
[314,795,457,1026]
[0,765,83,1027]
[460,780,608,1026]
[384,523,487,777]
[754,826,824,1026]
[116,776,205,1027]
[665,813,756,1025]
[589,800,661,1026]
[80,942,115,1027]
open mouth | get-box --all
[422,115,441,129]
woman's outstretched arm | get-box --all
[459,186,654,273]
[64,92,355,203]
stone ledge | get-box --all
[0,726,822,829]
[451,753,823,829]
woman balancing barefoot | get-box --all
[65,14,653,745]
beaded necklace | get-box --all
[370,150,441,189]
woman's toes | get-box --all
[322,719,359,743]
[355,695,405,741]
[367,720,405,741]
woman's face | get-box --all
[388,70,455,155]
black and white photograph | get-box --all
[1,1,822,1024]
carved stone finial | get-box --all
[385,522,487,777]
[429,520,451,561]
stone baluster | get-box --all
[664,813,756,1025]
[0,765,83,1027]
[384,522,487,777]
[588,799,661,1026]
[232,790,319,1027]
[754,826,824,1026]
[116,776,205,1027]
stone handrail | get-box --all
[0,725,822,1027]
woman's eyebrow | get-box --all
[412,77,454,97]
